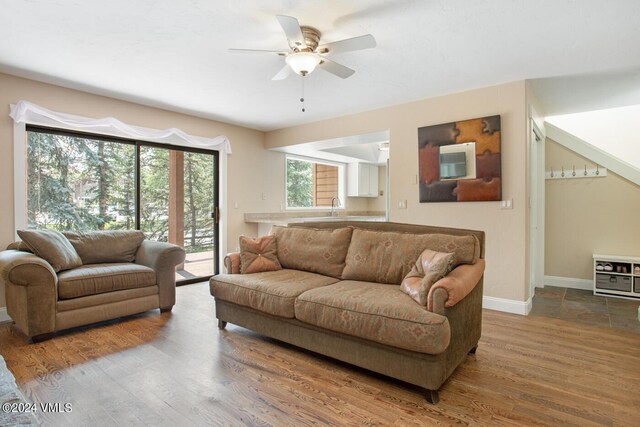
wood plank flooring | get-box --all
[0,282,639,426]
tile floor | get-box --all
[530,286,640,333]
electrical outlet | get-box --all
[261,192,267,200]
[398,200,407,209]
[500,199,513,209]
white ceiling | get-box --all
[547,105,640,171]
[1,0,640,131]
[271,130,390,164]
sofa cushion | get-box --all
[295,281,451,355]
[400,249,456,306]
[271,226,353,278]
[17,229,82,272]
[239,235,282,274]
[342,229,480,285]
[58,263,156,299]
[210,269,340,318]
[63,230,145,264]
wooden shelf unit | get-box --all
[593,254,640,300]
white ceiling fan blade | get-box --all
[276,15,306,50]
[317,34,376,55]
[272,65,292,81]
[229,48,287,56]
[318,58,355,79]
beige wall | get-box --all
[267,81,529,302]
[0,73,279,308]
[545,139,640,279]
[0,74,531,307]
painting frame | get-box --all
[417,115,502,203]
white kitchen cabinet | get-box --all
[347,163,379,197]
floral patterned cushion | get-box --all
[239,235,282,274]
[295,281,451,354]
[210,269,339,318]
[342,229,480,285]
[271,226,353,278]
[400,249,456,305]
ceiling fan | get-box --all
[230,15,376,80]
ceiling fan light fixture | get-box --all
[286,52,321,76]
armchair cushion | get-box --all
[57,263,156,299]
[17,229,82,272]
[64,230,145,264]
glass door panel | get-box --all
[26,130,135,231]
[139,146,217,283]
[181,151,216,279]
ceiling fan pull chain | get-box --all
[300,76,306,112]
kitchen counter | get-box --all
[245,211,386,235]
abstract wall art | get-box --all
[418,115,502,203]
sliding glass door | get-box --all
[140,146,218,282]
[25,126,219,283]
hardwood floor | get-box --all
[1,282,639,426]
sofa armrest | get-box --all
[224,252,241,274]
[441,275,484,357]
[430,288,448,316]
[135,241,186,309]
[0,250,57,286]
[427,259,485,312]
[0,250,58,337]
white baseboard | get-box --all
[483,296,532,315]
[544,275,592,291]
[0,307,10,323]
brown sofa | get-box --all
[0,230,185,342]
[210,221,485,403]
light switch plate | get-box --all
[398,200,407,209]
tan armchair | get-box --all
[0,230,185,342]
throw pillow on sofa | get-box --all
[271,226,353,278]
[17,229,82,272]
[63,230,145,264]
[400,249,455,305]
[239,235,282,274]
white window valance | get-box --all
[10,100,232,153]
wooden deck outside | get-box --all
[176,250,214,281]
